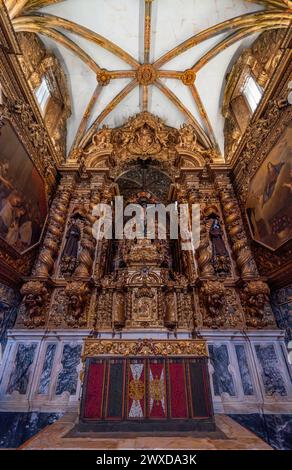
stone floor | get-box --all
[19,413,272,450]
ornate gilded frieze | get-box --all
[83,338,208,359]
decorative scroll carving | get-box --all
[0,248,36,276]
[178,123,201,152]
[176,287,194,329]
[111,113,178,165]
[91,126,112,151]
[82,112,212,174]
[35,176,75,278]
[242,280,271,328]
[20,281,48,328]
[96,287,113,329]
[64,282,89,327]
[201,281,226,328]
[83,339,208,358]
[225,288,245,329]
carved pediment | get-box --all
[82,112,213,171]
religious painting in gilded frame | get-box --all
[0,120,47,254]
[246,121,292,251]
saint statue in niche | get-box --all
[60,216,82,276]
[209,216,231,275]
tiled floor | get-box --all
[19,413,272,450]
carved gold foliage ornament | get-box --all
[201,280,226,328]
[64,281,89,327]
[20,281,48,328]
[83,339,208,359]
[111,112,176,158]
[0,249,35,276]
[242,280,271,328]
[83,111,213,175]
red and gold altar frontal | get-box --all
[79,339,214,432]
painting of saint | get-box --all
[0,121,47,253]
[246,121,292,251]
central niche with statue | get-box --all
[95,172,194,331]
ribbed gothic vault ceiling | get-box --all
[5,0,292,159]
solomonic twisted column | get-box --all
[218,181,258,279]
[74,191,100,278]
[196,211,215,279]
[35,176,75,278]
